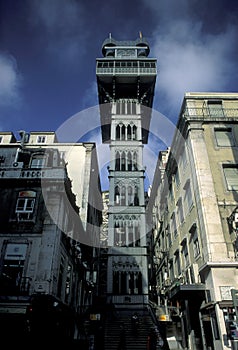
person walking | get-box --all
[131,312,139,335]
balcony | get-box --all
[184,107,238,121]
[0,167,66,180]
[96,66,157,76]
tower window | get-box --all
[116,125,120,140]
[128,152,132,171]
[115,151,120,170]
[115,101,137,116]
[121,152,126,171]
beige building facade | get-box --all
[149,93,238,350]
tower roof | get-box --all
[101,34,150,57]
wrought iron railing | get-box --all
[183,107,238,119]
[96,67,157,75]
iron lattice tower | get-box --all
[96,34,157,305]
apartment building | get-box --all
[0,130,102,346]
[148,93,238,350]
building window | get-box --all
[114,222,126,246]
[181,146,188,169]
[181,240,189,267]
[166,225,172,247]
[189,223,200,258]
[174,168,180,188]
[171,212,177,237]
[37,135,46,143]
[114,216,140,247]
[174,250,181,277]
[208,100,224,118]
[215,128,235,147]
[30,154,46,168]
[0,243,28,295]
[168,184,174,203]
[15,190,36,221]
[223,165,238,190]
[184,180,193,213]
[0,136,3,143]
[177,198,184,224]
[115,122,137,141]
[169,259,174,281]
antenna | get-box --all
[139,31,143,39]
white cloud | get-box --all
[153,21,238,115]
[139,1,238,118]
[0,53,22,107]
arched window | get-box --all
[132,125,137,140]
[134,186,139,206]
[116,125,120,140]
[133,152,138,170]
[128,224,134,246]
[128,152,132,171]
[128,186,133,206]
[121,124,126,140]
[114,222,120,246]
[115,151,120,170]
[136,272,142,294]
[127,125,132,140]
[114,186,120,205]
[135,223,140,246]
[121,186,126,205]
[121,152,126,171]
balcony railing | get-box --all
[184,107,238,120]
[96,66,157,76]
[0,167,66,179]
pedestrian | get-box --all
[131,312,139,334]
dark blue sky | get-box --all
[0,0,238,189]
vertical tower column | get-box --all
[96,35,157,305]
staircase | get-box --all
[104,307,158,350]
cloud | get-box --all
[153,22,238,116]
[28,0,88,64]
[139,1,238,120]
[0,53,22,107]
